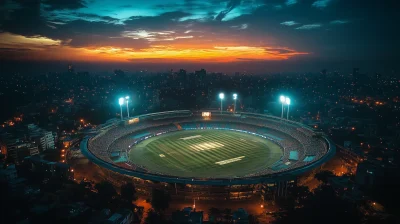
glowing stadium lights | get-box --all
[279,95,291,120]
[233,93,238,113]
[280,95,285,119]
[125,96,130,118]
[219,93,224,114]
[118,97,125,120]
[285,97,291,120]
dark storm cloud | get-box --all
[0,0,141,49]
[0,0,46,37]
[124,11,191,30]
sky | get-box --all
[0,0,398,73]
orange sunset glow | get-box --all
[0,32,308,63]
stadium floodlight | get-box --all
[125,96,130,118]
[119,97,124,120]
[285,97,291,120]
[280,95,286,119]
[219,93,224,114]
[233,93,238,113]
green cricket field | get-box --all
[128,129,282,178]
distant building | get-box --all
[106,209,134,224]
[28,124,56,152]
[261,179,297,201]
[0,163,17,182]
[195,69,207,87]
[355,160,384,188]
[68,64,74,73]
[171,207,203,224]
[5,139,38,163]
[0,163,26,193]
[328,176,353,195]
[23,155,74,181]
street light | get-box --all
[118,97,124,120]
[219,93,224,114]
[125,96,130,118]
[285,97,291,120]
[233,93,238,113]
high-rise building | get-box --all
[68,64,74,73]
[28,124,56,152]
[195,69,207,87]
[5,140,31,163]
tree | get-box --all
[223,208,232,223]
[95,181,117,207]
[208,207,221,223]
[145,208,172,224]
[121,182,137,207]
[151,189,171,212]
[292,185,312,205]
[248,214,260,224]
[314,170,335,184]
[275,185,361,224]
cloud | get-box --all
[295,24,322,30]
[312,0,332,8]
[124,11,191,30]
[330,20,348,25]
[51,12,120,23]
[67,35,149,49]
[231,23,248,30]
[285,0,298,6]
[215,0,241,21]
[280,21,298,26]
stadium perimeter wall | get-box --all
[81,110,336,186]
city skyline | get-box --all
[0,0,398,72]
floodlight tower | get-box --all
[118,98,124,120]
[219,93,225,114]
[280,95,285,119]
[233,93,238,113]
[125,96,130,118]
[285,97,291,120]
